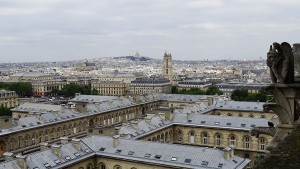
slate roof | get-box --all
[0,135,250,169]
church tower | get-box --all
[163,52,172,81]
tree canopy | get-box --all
[51,83,98,97]
[231,88,269,102]
[172,86,223,95]
[0,82,32,97]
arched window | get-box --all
[244,136,250,149]
[259,137,266,150]
[177,130,182,142]
[227,113,232,116]
[229,135,236,146]
[238,113,243,117]
[98,162,106,169]
[261,115,266,118]
[87,163,93,169]
[114,165,122,169]
[202,132,208,144]
[215,134,221,146]
[189,131,195,144]
[249,114,254,118]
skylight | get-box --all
[184,159,191,163]
[171,157,178,161]
[155,155,161,159]
[144,153,151,158]
[115,149,122,154]
[54,160,61,164]
[201,161,209,166]
[128,151,134,155]
[74,152,80,157]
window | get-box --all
[114,165,122,169]
[215,134,221,146]
[189,131,195,144]
[229,135,236,146]
[244,136,250,149]
[202,132,208,144]
[177,130,182,142]
[259,138,266,150]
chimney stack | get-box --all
[60,136,69,144]
[39,142,48,150]
[130,121,139,129]
[115,127,120,135]
[158,112,165,120]
[3,152,14,161]
[51,144,62,158]
[16,154,27,169]
[113,135,120,148]
[71,138,81,151]
[223,145,234,160]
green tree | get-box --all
[172,86,178,94]
[0,82,32,96]
[205,86,223,95]
[91,88,99,95]
[0,105,12,116]
[231,89,249,101]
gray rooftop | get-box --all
[0,135,250,169]
[172,113,270,130]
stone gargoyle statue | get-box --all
[267,42,294,83]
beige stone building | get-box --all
[91,80,128,96]
[129,77,172,95]
[0,90,19,108]
[0,135,250,169]
[0,94,274,168]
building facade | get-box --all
[0,90,19,108]
[129,77,172,95]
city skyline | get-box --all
[1,0,300,63]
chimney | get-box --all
[130,121,139,129]
[208,96,214,106]
[3,152,14,161]
[16,154,27,169]
[187,113,192,120]
[35,112,42,120]
[115,127,120,135]
[165,109,174,121]
[223,146,234,160]
[158,112,165,120]
[229,145,235,158]
[13,118,19,125]
[51,144,62,158]
[60,136,68,144]
[123,132,129,139]
[71,138,81,151]
[145,116,152,125]
[113,135,120,148]
[39,142,48,150]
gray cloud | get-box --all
[0,0,300,62]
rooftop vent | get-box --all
[115,149,122,154]
[155,155,161,159]
[184,159,191,163]
[201,121,206,124]
[128,151,134,155]
[144,153,151,158]
[171,157,178,161]
[99,147,105,151]
[201,161,209,166]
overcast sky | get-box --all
[1,0,300,63]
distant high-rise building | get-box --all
[163,52,172,81]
